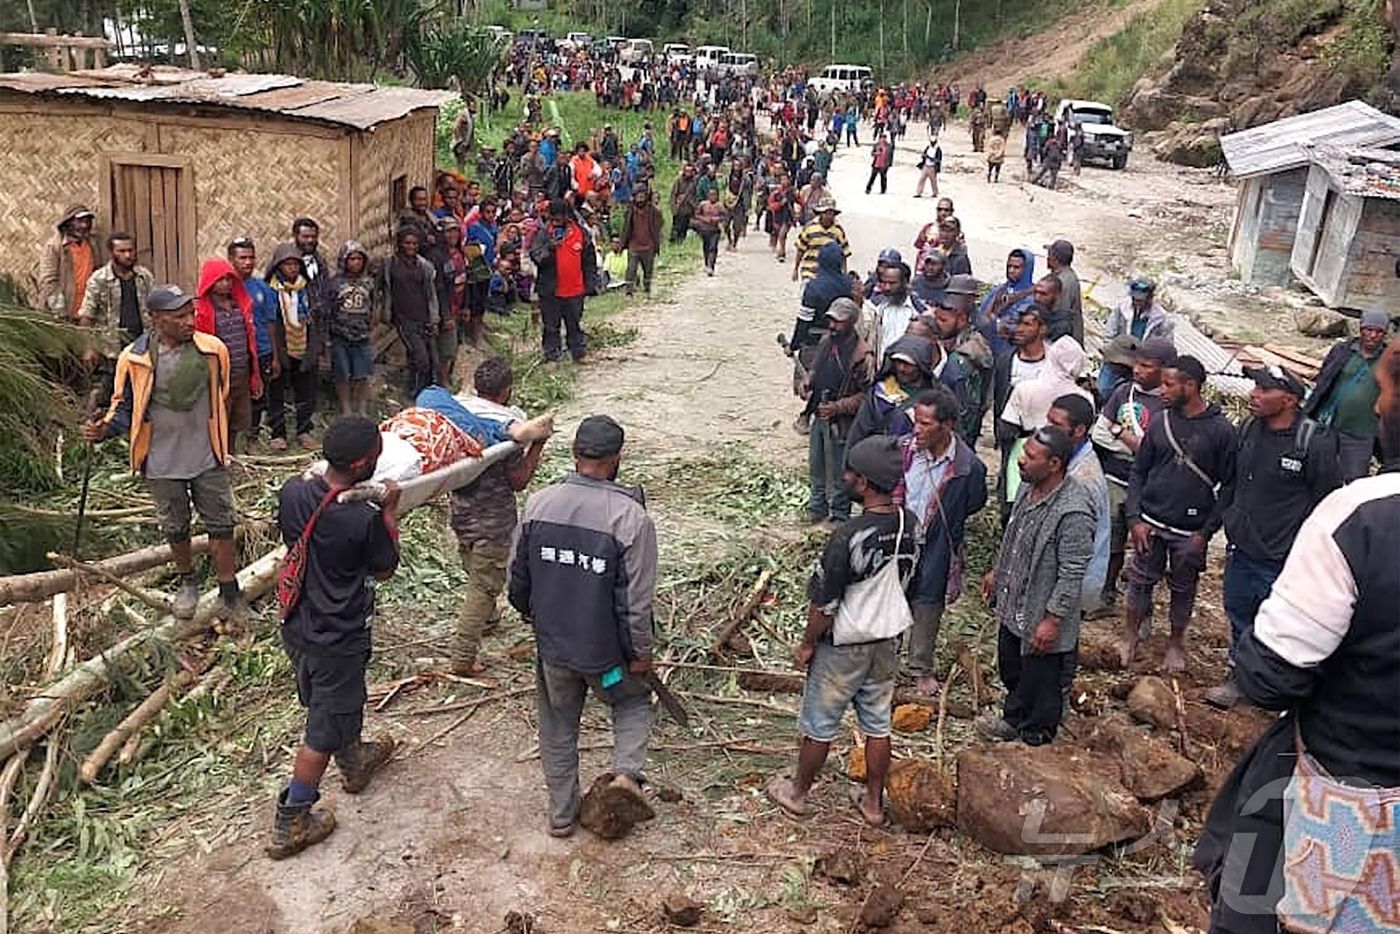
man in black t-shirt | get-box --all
[269,417,401,860]
[767,436,918,827]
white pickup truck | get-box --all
[1056,99,1134,170]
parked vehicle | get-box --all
[809,63,872,95]
[515,28,552,51]
[693,45,730,70]
[485,25,513,45]
[1055,99,1134,169]
[559,31,591,52]
[662,42,692,64]
[716,51,758,77]
[620,38,654,63]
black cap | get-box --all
[846,435,904,492]
[147,284,193,312]
[1244,364,1306,397]
[1103,335,1140,366]
[574,415,625,458]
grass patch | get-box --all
[1047,0,1204,108]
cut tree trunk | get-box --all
[0,537,211,608]
[79,669,197,784]
[0,549,283,761]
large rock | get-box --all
[887,758,957,832]
[1083,716,1202,802]
[1127,676,1178,729]
[955,745,1151,857]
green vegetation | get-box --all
[1046,0,1204,107]
[1325,0,1395,100]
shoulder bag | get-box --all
[833,510,916,645]
[277,484,346,621]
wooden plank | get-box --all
[1261,343,1324,370]
[162,167,180,285]
[0,32,115,49]
[130,167,154,277]
[149,166,169,283]
[106,152,189,170]
[176,162,197,287]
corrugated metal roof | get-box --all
[0,65,455,130]
[1221,101,1400,179]
[1310,144,1400,201]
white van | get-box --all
[662,43,692,64]
[809,64,873,95]
[718,52,759,77]
[693,45,730,69]
[620,38,654,63]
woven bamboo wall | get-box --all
[159,122,347,279]
[0,110,148,299]
[354,110,438,259]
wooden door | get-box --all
[99,154,196,287]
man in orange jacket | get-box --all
[83,285,244,620]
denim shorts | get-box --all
[799,638,899,742]
[331,339,372,381]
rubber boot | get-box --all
[335,734,397,794]
[172,577,200,620]
[265,788,335,860]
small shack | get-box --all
[1290,145,1400,314]
[1221,101,1400,286]
[0,65,454,300]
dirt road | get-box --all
[141,124,1248,934]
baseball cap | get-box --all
[1136,337,1178,366]
[845,435,904,492]
[878,248,903,265]
[1244,364,1306,397]
[813,195,839,214]
[1128,276,1155,294]
[1360,309,1390,331]
[1103,335,1140,366]
[573,415,625,458]
[826,297,860,322]
[147,284,193,313]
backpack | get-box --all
[1239,414,1319,468]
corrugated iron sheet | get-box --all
[1310,145,1400,202]
[1221,101,1400,179]
[0,65,453,130]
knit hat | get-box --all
[1360,310,1391,331]
[1136,337,1178,366]
[846,435,904,492]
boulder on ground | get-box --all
[1127,676,1177,729]
[1084,716,1202,802]
[892,703,933,733]
[578,772,655,840]
[955,744,1151,857]
[661,894,704,927]
[886,758,957,832]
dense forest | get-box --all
[0,0,1098,80]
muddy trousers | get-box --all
[535,658,653,830]
[905,602,945,677]
[997,626,1068,746]
[624,249,656,294]
[454,541,510,665]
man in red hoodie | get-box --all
[195,258,263,453]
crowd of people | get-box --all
[37,61,1397,931]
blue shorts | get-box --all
[798,638,899,742]
[331,339,372,381]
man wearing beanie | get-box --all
[1304,309,1391,481]
[767,435,918,827]
[508,415,659,838]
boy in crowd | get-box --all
[326,242,376,417]
[268,416,402,859]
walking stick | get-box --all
[72,387,103,558]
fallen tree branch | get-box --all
[79,669,198,784]
[46,551,173,617]
[408,685,536,755]
[0,537,210,608]
[0,547,285,761]
[5,738,58,866]
[709,568,773,658]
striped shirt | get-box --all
[795,221,851,282]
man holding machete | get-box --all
[508,415,660,839]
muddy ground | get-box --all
[102,120,1317,934]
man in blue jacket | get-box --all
[508,415,658,839]
[895,386,987,695]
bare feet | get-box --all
[849,784,884,826]
[1118,618,1141,668]
[1163,637,1186,673]
[913,675,941,697]
[765,776,812,818]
